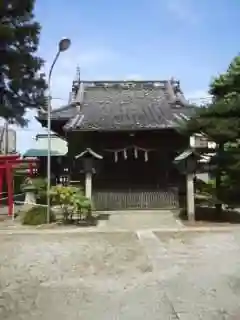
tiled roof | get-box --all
[64,80,194,131]
[37,103,78,121]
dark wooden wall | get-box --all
[67,129,187,153]
[67,129,187,191]
[37,156,69,183]
[35,128,188,209]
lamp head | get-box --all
[58,38,71,52]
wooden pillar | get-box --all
[85,171,92,199]
[186,172,195,221]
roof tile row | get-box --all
[39,80,195,131]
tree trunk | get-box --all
[215,174,222,216]
[215,143,224,216]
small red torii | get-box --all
[0,154,38,216]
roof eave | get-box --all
[63,124,179,133]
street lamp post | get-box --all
[47,38,71,224]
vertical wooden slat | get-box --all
[92,188,179,210]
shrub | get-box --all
[50,185,94,222]
[72,192,93,220]
[50,185,77,221]
[22,206,56,225]
[195,178,215,195]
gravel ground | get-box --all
[1,230,240,319]
[0,233,153,319]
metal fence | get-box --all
[93,189,179,210]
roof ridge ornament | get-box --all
[70,65,81,102]
[165,80,176,103]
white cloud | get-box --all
[166,0,198,24]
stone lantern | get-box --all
[174,149,200,221]
[75,148,103,200]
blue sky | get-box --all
[12,0,240,152]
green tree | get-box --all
[209,55,240,101]
[183,54,240,209]
[0,0,47,126]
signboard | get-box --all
[190,135,208,149]
[190,134,216,149]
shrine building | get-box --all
[35,72,195,210]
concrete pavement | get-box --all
[1,230,240,319]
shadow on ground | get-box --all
[57,213,110,227]
[179,205,240,225]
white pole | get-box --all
[85,172,92,199]
[186,172,195,221]
[12,202,15,221]
[12,177,15,221]
[46,87,52,224]
[46,38,71,224]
